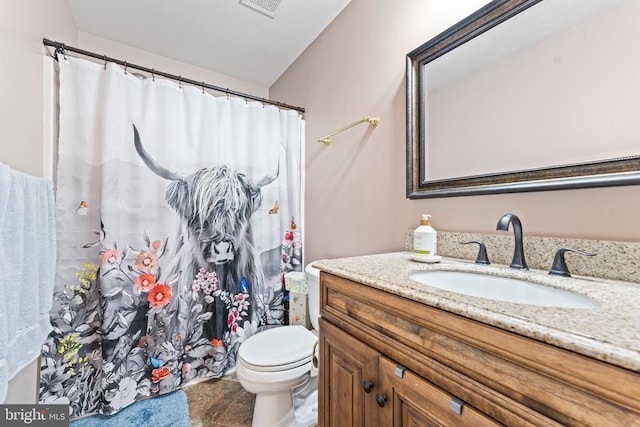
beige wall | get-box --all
[0,0,77,176]
[271,0,640,263]
[78,32,269,99]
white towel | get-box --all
[0,163,56,403]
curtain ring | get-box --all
[226,89,229,100]
[178,76,182,89]
[152,68,155,82]
[103,55,107,70]
[124,61,128,75]
[58,45,67,61]
[202,81,205,95]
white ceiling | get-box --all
[67,0,352,87]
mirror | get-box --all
[406,0,640,198]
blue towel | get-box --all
[0,163,56,403]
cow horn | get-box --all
[255,161,280,189]
[133,125,184,181]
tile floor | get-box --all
[185,375,255,427]
[185,373,318,427]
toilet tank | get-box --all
[304,263,321,332]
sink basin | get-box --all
[408,271,599,308]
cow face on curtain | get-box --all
[38,56,304,418]
[132,124,278,342]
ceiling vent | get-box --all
[240,0,282,18]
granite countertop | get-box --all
[313,252,640,372]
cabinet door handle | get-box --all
[375,393,387,407]
[450,397,464,415]
[362,380,374,393]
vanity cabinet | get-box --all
[318,319,380,426]
[318,272,640,426]
[320,319,509,426]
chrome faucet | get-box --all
[496,213,528,270]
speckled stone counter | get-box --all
[313,252,640,372]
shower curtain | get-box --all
[38,56,304,418]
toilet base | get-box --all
[251,388,295,427]
[250,376,318,427]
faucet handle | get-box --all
[460,241,491,265]
[549,248,596,277]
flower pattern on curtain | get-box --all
[38,56,304,418]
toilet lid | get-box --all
[239,325,317,371]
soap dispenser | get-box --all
[413,214,437,258]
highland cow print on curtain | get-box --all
[38,56,304,418]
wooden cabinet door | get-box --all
[319,318,381,427]
[378,357,501,427]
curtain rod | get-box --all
[42,38,305,114]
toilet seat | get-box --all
[238,325,317,372]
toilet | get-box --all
[236,263,321,427]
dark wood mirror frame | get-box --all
[406,0,640,199]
